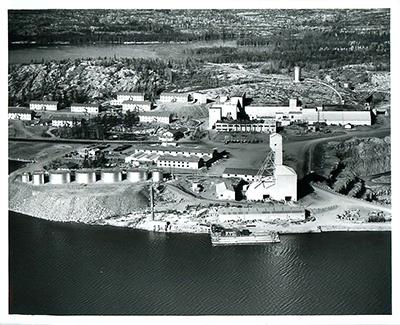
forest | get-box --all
[8,9,390,47]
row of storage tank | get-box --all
[20,169,163,185]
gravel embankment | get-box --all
[9,180,149,223]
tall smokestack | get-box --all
[294,66,301,83]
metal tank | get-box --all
[75,169,96,184]
[32,171,45,185]
[21,172,30,183]
[49,170,71,184]
[151,169,163,183]
[101,169,122,183]
[126,168,148,183]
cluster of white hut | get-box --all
[19,168,164,185]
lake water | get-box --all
[8,40,237,64]
[8,210,391,315]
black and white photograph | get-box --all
[3,1,398,322]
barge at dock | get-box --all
[210,225,280,246]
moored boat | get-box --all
[210,225,280,246]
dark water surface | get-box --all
[9,211,391,315]
[9,41,236,64]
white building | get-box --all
[209,107,222,129]
[134,145,215,160]
[215,181,236,200]
[245,165,297,202]
[122,100,152,112]
[8,107,33,120]
[302,108,371,126]
[156,155,203,170]
[139,111,173,124]
[218,206,305,222]
[112,92,145,105]
[125,152,160,165]
[245,98,301,122]
[29,101,58,111]
[159,92,189,103]
[71,103,99,114]
[191,92,208,104]
[215,119,276,133]
[208,103,238,129]
[245,133,297,202]
[51,115,83,127]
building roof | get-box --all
[52,115,86,121]
[71,103,99,108]
[8,107,32,114]
[223,167,271,177]
[216,119,275,125]
[322,104,362,111]
[219,205,304,215]
[139,111,172,117]
[319,110,371,121]
[158,154,201,163]
[160,92,188,97]
[122,100,151,105]
[117,92,144,96]
[30,100,58,105]
[137,145,214,155]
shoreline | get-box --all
[9,208,391,236]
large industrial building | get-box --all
[246,133,297,201]
[302,106,372,125]
[222,133,297,202]
[245,98,301,126]
[125,145,216,168]
[156,155,203,170]
[209,90,373,130]
[209,102,239,129]
[134,145,215,160]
